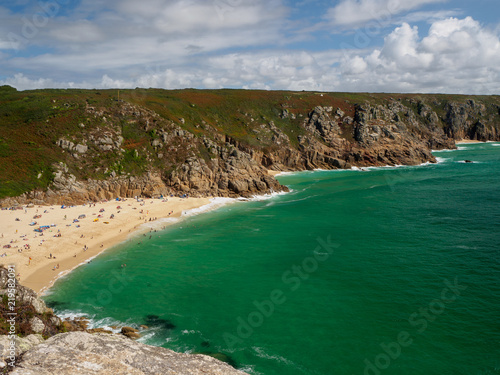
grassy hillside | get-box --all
[0,85,498,199]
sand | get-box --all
[267,170,283,177]
[0,196,211,295]
[455,139,486,144]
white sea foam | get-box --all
[491,144,500,147]
[137,331,157,342]
[419,161,435,166]
[273,171,297,176]
[252,347,295,366]
[435,157,449,163]
[54,310,147,335]
[247,190,289,201]
[143,217,179,228]
[433,148,464,152]
[351,164,410,172]
[181,329,200,335]
[181,197,237,217]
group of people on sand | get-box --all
[3,196,188,285]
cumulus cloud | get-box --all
[339,17,500,93]
[49,20,103,43]
[2,0,289,76]
[326,0,446,28]
[1,4,499,95]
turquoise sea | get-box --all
[44,143,500,375]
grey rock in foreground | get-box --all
[11,331,246,375]
[0,334,45,369]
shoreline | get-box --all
[455,139,490,144]
[0,196,212,295]
[3,140,497,295]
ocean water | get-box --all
[44,143,500,375]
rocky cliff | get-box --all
[0,88,499,206]
[0,266,245,374]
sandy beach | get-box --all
[455,139,487,144]
[0,196,211,294]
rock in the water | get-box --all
[121,326,139,334]
[121,327,141,339]
[10,332,246,375]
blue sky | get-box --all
[0,0,499,93]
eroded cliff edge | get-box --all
[1,87,498,206]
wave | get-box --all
[491,144,500,147]
[252,346,295,367]
[140,217,180,231]
[244,191,290,202]
[273,171,298,177]
[351,162,434,172]
[54,310,172,345]
[180,197,237,218]
[181,329,201,335]
[276,194,318,205]
[55,310,131,333]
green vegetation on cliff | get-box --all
[0,85,499,200]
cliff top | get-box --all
[1,85,499,201]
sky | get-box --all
[0,0,499,94]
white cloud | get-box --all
[326,0,446,28]
[49,20,103,43]
[1,10,499,95]
[0,73,70,90]
[339,17,500,94]
[2,0,289,76]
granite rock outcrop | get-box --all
[10,331,246,375]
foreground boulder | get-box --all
[11,331,246,375]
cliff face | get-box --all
[0,88,499,206]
